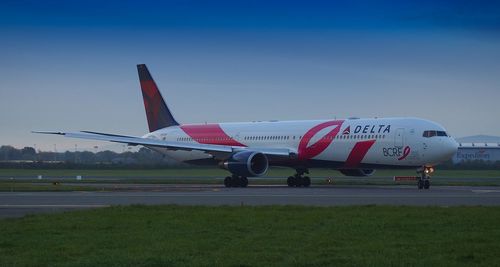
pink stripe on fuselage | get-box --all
[344,140,376,168]
[180,124,246,147]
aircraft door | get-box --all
[394,128,404,148]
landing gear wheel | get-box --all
[224,176,236,187]
[294,176,301,187]
[240,176,248,188]
[224,176,248,188]
[423,179,430,189]
[229,176,238,187]
[287,168,311,187]
[417,166,433,190]
[303,176,311,187]
[293,176,301,187]
[417,180,424,190]
[224,176,232,188]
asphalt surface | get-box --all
[3,176,500,184]
[2,185,500,218]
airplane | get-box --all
[35,64,459,189]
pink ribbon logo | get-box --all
[398,146,411,161]
[298,120,344,160]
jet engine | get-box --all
[222,151,269,177]
[339,169,376,177]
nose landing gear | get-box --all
[417,167,433,190]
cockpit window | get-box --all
[423,130,447,138]
[423,130,436,137]
[436,131,447,136]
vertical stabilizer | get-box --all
[137,64,179,132]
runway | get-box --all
[2,185,500,218]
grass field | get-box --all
[0,182,101,192]
[1,168,500,191]
[1,205,499,266]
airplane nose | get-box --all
[443,138,459,159]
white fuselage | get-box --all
[144,117,458,169]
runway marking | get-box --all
[472,190,500,193]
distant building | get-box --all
[453,135,500,164]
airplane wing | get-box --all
[32,131,293,159]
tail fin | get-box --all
[137,64,179,132]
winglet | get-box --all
[137,64,179,132]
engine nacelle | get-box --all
[222,151,269,177]
[339,169,376,177]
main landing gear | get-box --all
[417,167,433,190]
[224,175,248,188]
[287,169,311,187]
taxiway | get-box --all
[2,185,500,218]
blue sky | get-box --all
[1,0,499,151]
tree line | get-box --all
[0,145,181,168]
